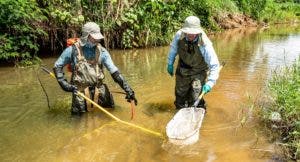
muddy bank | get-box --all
[215,13,259,29]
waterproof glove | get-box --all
[53,66,77,92]
[167,64,174,76]
[202,84,211,94]
[112,71,138,105]
[125,91,138,105]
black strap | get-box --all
[71,45,76,72]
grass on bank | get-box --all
[258,58,300,160]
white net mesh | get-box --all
[166,108,205,145]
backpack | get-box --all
[66,38,80,72]
[67,38,80,47]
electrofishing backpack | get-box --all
[66,38,80,72]
[67,38,80,47]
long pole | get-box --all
[41,66,164,138]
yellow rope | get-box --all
[77,91,164,138]
[49,72,56,78]
[45,68,163,138]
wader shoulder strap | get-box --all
[180,32,185,41]
[74,42,85,61]
[95,44,103,77]
[95,44,101,63]
[198,33,204,46]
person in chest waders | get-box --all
[53,22,137,115]
[167,16,220,110]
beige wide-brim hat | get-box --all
[80,22,104,46]
[180,16,202,34]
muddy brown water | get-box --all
[0,25,300,162]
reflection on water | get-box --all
[0,25,300,161]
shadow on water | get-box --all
[142,102,174,117]
[1,24,300,161]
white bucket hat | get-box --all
[181,16,202,34]
[80,22,104,45]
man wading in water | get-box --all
[53,22,137,115]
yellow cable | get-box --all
[77,91,164,138]
[45,68,164,138]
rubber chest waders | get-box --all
[72,42,105,111]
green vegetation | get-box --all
[0,0,47,64]
[258,58,300,160]
[0,0,299,64]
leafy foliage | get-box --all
[0,0,47,63]
[0,0,299,63]
[117,0,178,48]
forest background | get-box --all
[0,0,300,64]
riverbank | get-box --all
[215,13,258,29]
[1,0,300,63]
[255,59,300,161]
